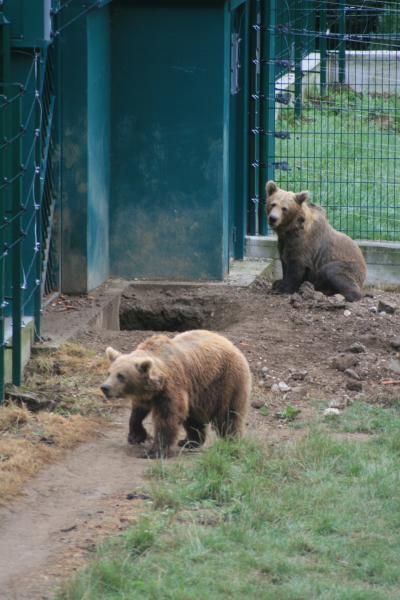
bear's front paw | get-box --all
[128,429,147,445]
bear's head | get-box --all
[266,181,310,231]
[100,347,165,401]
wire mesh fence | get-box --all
[0,1,100,402]
[248,0,400,241]
[0,16,60,401]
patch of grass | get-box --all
[276,88,400,241]
[275,405,301,422]
[58,427,400,599]
[325,401,400,435]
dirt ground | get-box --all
[1,277,400,599]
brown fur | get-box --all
[101,330,252,458]
[266,181,367,301]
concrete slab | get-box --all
[225,258,272,286]
[246,235,400,287]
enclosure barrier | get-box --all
[248,0,400,243]
[0,12,59,403]
[0,0,106,402]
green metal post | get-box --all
[240,0,250,252]
[34,51,42,338]
[262,0,276,234]
[319,0,327,96]
[248,0,259,236]
[258,0,266,235]
[11,93,22,385]
[338,0,346,84]
[0,12,10,402]
[294,0,303,118]
[253,0,261,235]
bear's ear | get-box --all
[106,347,121,363]
[137,358,153,375]
[295,190,310,205]
[266,180,278,196]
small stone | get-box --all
[251,398,265,409]
[258,380,266,387]
[378,299,397,314]
[278,381,291,393]
[333,294,346,303]
[290,369,308,381]
[290,293,302,305]
[348,342,366,354]
[331,355,359,372]
[271,383,280,393]
[298,281,319,301]
[379,311,386,317]
[388,358,400,375]
[343,310,351,317]
[369,306,378,313]
[329,398,347,409]
[313,291,325,302]
[390,338,400,350]
[344,368,361,380]
[261,366,269,374]
[346,381,363,392]
[323,408,341,417]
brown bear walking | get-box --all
[266,181,367,301]
[101,330,252,458]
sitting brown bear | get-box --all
[266,181,367,301]
[100,330,252,458]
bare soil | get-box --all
[1,278,400,599]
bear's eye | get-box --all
[270,202,277,208]
[116,373,125,383]
[282,206,288,213]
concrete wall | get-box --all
[246,235,400,287]
[328,51,400,94]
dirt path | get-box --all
[0,409,149,600]
[2,280,400,598]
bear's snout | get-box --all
[100,383,112,399]
[268,214,279,227]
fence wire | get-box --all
[249,0,400,241]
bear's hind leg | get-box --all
[315,262,362,302]
[212,406,246,440]
[179,417,207,449]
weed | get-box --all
[275,405,301,421]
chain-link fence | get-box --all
[248,0,400,241]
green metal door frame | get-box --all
[227,0,249,261]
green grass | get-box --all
[58,402,400,600]
[275,87,400,241]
